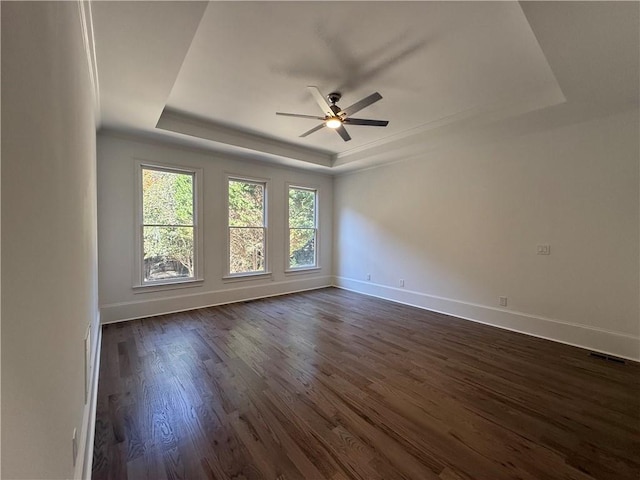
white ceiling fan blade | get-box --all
[276,112,325,120]
[300,123,326,137]
[336,125,351,142]
[307,86,333,117]
[344,118,389,127]
[341,92,383,117]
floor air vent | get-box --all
[589,352,626,364]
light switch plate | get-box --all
[537,244,551,255]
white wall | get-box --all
[97,133,333,322]
[334,109,639,360]
[1,2,99,479]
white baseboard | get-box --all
[75,321,102,480]
[99,274,638,360]
[333,276,639,362]
[100,275,333,324]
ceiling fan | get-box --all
[276,86,389,142]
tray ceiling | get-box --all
[91,1,638,173]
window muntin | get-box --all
[228,178,267,275]
[141,166,197,284]
[288,186,317,269]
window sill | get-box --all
[222,271,272,283]
[133,278,204,294]
[285,266,321,275]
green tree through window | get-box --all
[142,167,195,282]
[228,179,266,274]
[288,187,317,269]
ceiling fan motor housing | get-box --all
[328,92,342,105]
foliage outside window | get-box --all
[141,166,196,283]
[288,186,317,269]
[228,178,266,275]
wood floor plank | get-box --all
[93,288,640,479]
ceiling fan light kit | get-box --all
[325,117,342,129]
[276,86,389,142]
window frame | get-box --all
[224,174,270,279]
[134,160,204,290]
[286,183,319,273]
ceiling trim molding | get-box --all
[77,0,101,126]
[97,128,335,177]
[155,82,566,174]
[334,85,566,168]
[156,109,334,169]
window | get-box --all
[227,177,267,276]
[137,163,201,286]
[288,186,317,270]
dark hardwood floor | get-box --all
[92,287,640,480]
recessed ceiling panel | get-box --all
[92,1,208,129]
[165,1,563,154]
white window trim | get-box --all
[134,159,204,290]
[285,183,319,273]
[225,174,271,279]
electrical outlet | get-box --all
[499,296,508,307]
[399,279,405,287]
[366,273,371,281]
[537,244,551,255]
[72,428,78,466]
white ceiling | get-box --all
[91,1,639,174]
